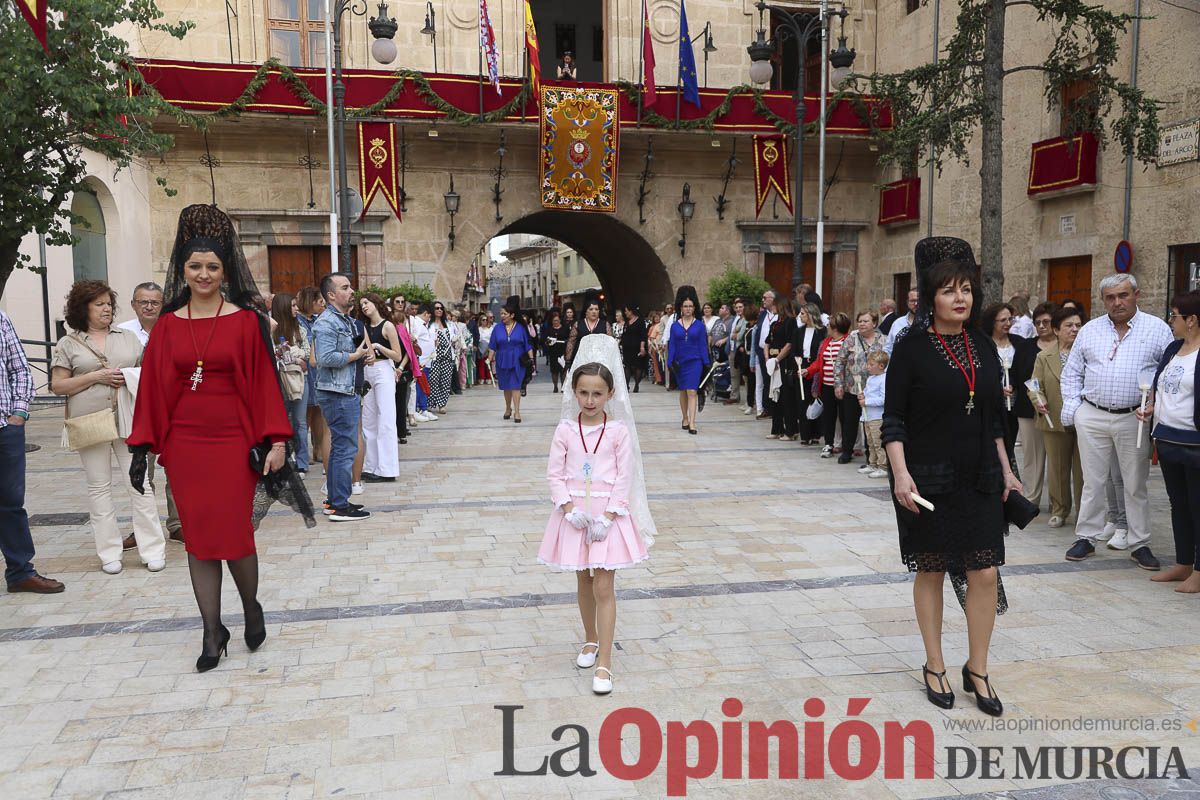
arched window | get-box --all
[71,191,108,283]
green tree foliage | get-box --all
[359,283,437,307]
[0,1,190,297]
[852,0,1161,304]
[707,265,772,310]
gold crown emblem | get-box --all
[368,137,388,168]
[569,128,590,141]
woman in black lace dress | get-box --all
[882,237,1020,717]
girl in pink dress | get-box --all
[539,336,656,695]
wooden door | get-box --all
[764,253,793,299]
[892,272,912,304]
[799,253,833,312]
[1045,256,1092,317]
[268,246,316,296]
[269,246,358,294]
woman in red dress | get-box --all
[128,205,294,673]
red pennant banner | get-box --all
[14,0,48,51]
[357,122,402,221]
[753,134,792,217]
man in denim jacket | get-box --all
[312,273,373,521]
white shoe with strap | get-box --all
[576,642,599,668]
[592,666,613,695]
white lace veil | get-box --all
[561,335,656,547]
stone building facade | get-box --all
[7,0,1199,355]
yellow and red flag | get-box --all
[523,0,540,95]
[13,0,48,51]
[641,0,656,106]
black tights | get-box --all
[188,553,263,656]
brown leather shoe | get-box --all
[122,534,136,551]
[168,529,185,544]
[8,574,65,594]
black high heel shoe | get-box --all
[244,602,267,652]
[962,664,1003,716]
[922,664,954,709]
[196,625,231,673]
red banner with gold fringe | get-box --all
[357,122,402,221]
[753,134,792,217]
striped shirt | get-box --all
[822,337,844,387]
[0,311,33,427]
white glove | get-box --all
[564,508,591,530]
[586,515,613,544]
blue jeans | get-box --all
[415,369,429,412]
[0,424,37,586]
[317,389,360,510]
[287,388,309,472]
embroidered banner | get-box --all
[753,134,792,217]
[357,122,402,221]
[540,86,620,213]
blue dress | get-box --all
[668,319,711,390]
[489,322,531,391]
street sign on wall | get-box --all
[1157,120,1199,167]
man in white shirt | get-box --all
[116,282,163,347]
[1061,273,1172,570]
[412,304,438,421]
[659,303,675,387]
[885,289,920,352]
[116,283,183,544]
[754,290,777,417]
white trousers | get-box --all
[77,438,166,565]
[362,361,400,478]
[1073,403,1150,548]
[1018,416,1046,508]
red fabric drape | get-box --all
[134,59,891,135]
[1027,132,1099,196]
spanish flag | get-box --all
[13,0,48,51]
[523,0,541,95]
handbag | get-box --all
[1003,491,1039,529]
[62,334,120,451]
[806,396,824,421]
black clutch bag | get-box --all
[1003,491,1039,530]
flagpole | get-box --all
[637,0,645,128]
[672,7,681,126]
[816,0,830,299]
[325,0,338,272]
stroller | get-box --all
[700,346,731,409]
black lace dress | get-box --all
[882,326,1010,610]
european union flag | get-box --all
[677,0,701,108]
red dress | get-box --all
[128,309,293,560]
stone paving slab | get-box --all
[2,375,1198,798]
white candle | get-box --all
[1137,382,1151,449]
[1002,358,1013,411]
[910,492,936,512]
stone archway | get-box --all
[495,210,674,312]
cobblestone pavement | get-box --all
[4,376,1200,799]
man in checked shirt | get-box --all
[0,311,65,593]
[1061,274,1173,570]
